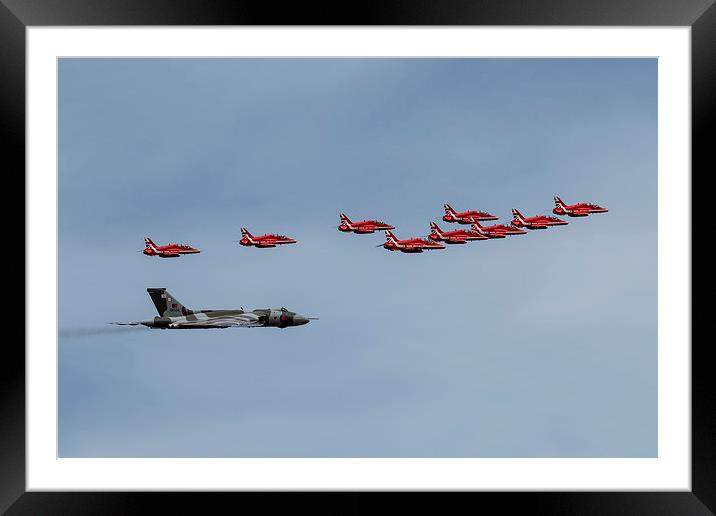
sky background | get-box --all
[58,58,657,458]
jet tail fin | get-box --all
[511,208,524,221]
[554,196,565,207]
[147,288,189,317]
[443,203,455,215]
[240,227,253,239]
[339,213,351,224]
[144,237,157,250]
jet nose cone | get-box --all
[293,315,309,326]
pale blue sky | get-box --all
[58,58,657,457]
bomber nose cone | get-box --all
[293,315,309,326]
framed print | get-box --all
[6,0,711,513]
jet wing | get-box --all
[174,321,264,328]
[171,313,262,328]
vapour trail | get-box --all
[59,326,146,339]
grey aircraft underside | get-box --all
[111,288,315,329]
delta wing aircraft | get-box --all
[552,196,609,217]
[110,288,316,329]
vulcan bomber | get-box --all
[111,288,316,329]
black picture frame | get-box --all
[6,1,711,513]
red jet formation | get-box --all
[379,230,445,253]
[552,196,609,217]
[511,208,568,230]
[469,221,527,239]
[442,203,498,224]
[143,237,200,258]
[239,227,297,248]
[338,213,395,234]
[428,222,486,244]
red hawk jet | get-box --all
[142,237,200,258]
[428,222,487,244]
[338,213,395,234]
[239,227,297,248]
[469,221,527,239]
[378,230,445,253]
[511,208,568,230]
[552,196,609,217]
[442,203,498,224]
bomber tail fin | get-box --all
[147,288,189,317]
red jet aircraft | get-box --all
[239,227,297,248]
[428,222,487,244]
[469,221,527,239]
[378,230,445,253]
[442,203,498,224]
[552,196,609,217]
[338,213,395,234]
[511,208,568,230]
[142,237,200,258]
